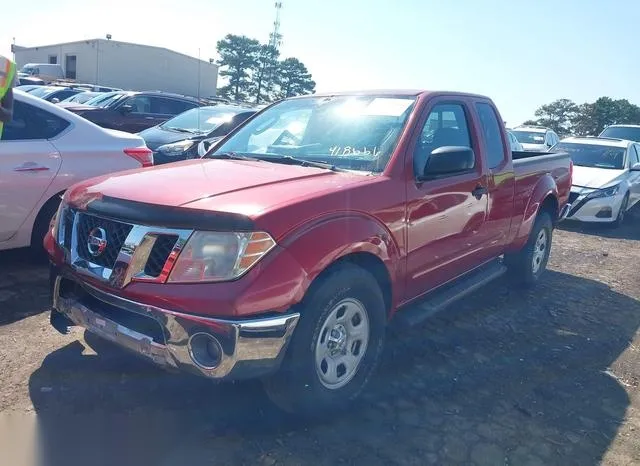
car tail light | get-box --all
[124,147,154,167]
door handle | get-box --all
[472,185,488,200]
[13,163,50,172]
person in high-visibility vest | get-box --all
[0,55,17,140]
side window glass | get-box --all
[150,98,197,115]
[413,103,472,176]
[475,102,507,169]
[2,101,70,141]
[630,146,640,165]
[125,96,152,113]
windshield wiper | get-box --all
[205,151,261,161]
[164,126,195,134]
[259,154,343,172]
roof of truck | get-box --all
[289,89,491,99]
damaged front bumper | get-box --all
[50,271,300,381]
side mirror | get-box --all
[630,162,640,171]
[120,104,134,114]
[420,146,475,180]
[51,97,60,104]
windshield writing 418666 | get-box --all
[329,146,380,157]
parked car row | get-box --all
[505,123,640,227]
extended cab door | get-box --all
[405,99,489,299]
[0,100,63,242]
[470,100,516,261]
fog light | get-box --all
[188,332,223,369]
[596,207,612,218]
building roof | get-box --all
[14,38,217,67]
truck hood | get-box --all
[571,165,626,189]
[66,159,369,218]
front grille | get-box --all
[144,235,178,277]
[76,214,133,268]
[62,208,74,250]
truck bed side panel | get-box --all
[507,153,571,251]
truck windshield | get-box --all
[553,142,625,169]
[210,95,417,174]
[512,131,545,144]
[20,66,37,75]
[599,126,640,142]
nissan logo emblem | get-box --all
[87,227,108,257]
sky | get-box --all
[3,0,639,125]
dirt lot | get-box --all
[1,216,639,466]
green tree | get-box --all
[216,34,260,101]
[533,98,578,136]
[571,98,640,136]
[276,58,316,99]
[251,44,280,104]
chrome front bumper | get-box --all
[51,274,300,380]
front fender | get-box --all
[279,212,403,307]
[511,174,558,251]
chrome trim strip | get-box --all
[52,275,300,380]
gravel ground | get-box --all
[0,215,639,466]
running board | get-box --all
[394,260,507,329]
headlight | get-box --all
[587,184,620,199]
[168,231,276,283]
[156,140,196,157]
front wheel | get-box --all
[262,263,386,417]
[611,193,629,228]
[505,211,553,287]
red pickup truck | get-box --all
[46,90,572,416]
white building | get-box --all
[13,39,218,98]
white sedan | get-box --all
[0,90,153,253]
[553,137,640,226]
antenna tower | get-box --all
[269,2,283,50]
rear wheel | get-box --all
[505,211,553,287]
[262,263,386,417]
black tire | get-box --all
[30,197,61,257]
[262,263,386,417]
[504,211,553,287]
[611,192,629,228]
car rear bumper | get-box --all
[50,269,300,381]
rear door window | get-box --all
[2,101,70,141]
[475,102,507,169]
[150,98,198,115]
